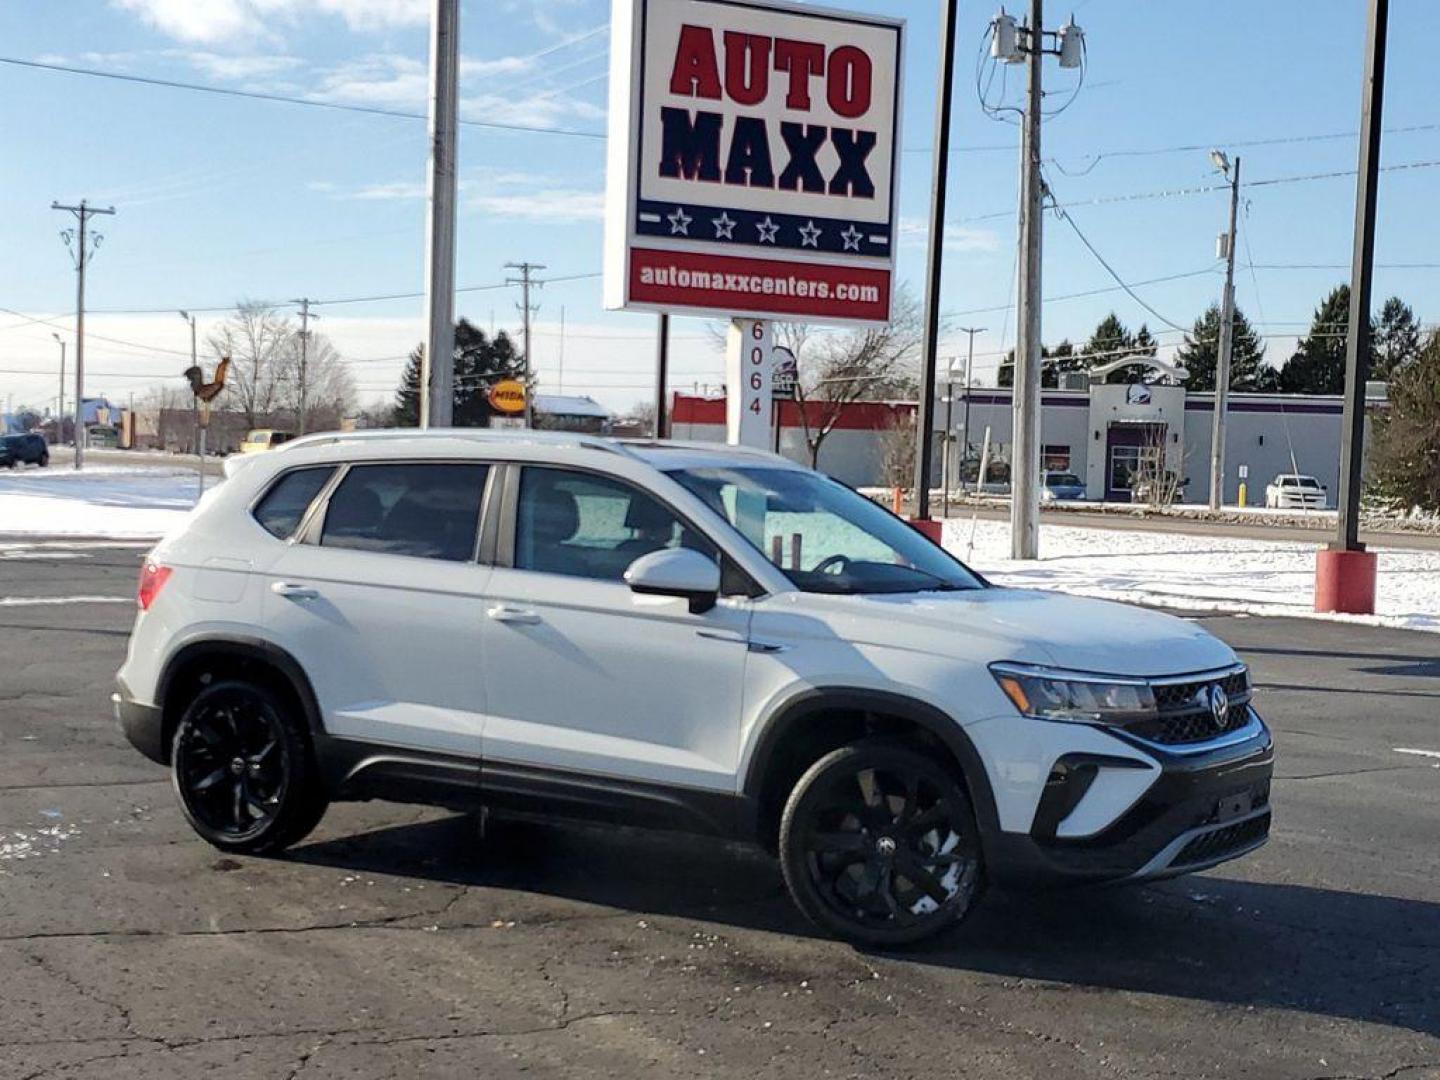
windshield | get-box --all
[668,466,984,595]
[1046,473,1082,486]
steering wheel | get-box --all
[813,554,853,575]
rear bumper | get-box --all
[113,681,166,764]
[987,710,1274,888]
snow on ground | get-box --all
[947,516,1440,635]
[1,464,1436,634]
[0,465,200,537]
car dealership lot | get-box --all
[1,543,1437,1080]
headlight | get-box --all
[990,663,1157,724]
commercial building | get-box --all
[671,360,1386,502]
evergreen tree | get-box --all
[1080,312,1147,383]
[1174,303,1270,391]
[1279,284,1375,394]
[390,320,526,426]
[997,340,1075,388]
[1374,295,1421,380]
[1370,329,1440,511]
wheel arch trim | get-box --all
[157,634,325,744]
[739,686,1002,845]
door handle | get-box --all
[271,581,319,601]
[695,628,746,644]
[487,605,541,625]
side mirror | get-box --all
[624,548,721,614]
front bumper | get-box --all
[113,680,166,764]
[987,708,1274,888]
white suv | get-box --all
[116,430,1273,945]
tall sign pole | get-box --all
[655,313,671,438]
[912,0,958,530]
[421,0,458,429]
[1208,155,1241,509]
[1317,0,1388,615]
[603,0,904,451]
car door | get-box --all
[480,464,751,804]
[262,460,494,759]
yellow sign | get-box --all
[488,379,526,414]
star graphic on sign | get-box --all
[755,216,779,243]
[711,212,736,239]
[839,225,863,252]
[667,207,692,236]
[799,220,822,248]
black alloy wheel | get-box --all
[171,680,327,854]
[779,741,984,946]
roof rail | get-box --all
[277,428,639,459]
[618,437,796,465]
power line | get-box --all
[0,56,607,140]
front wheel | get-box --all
[779,741,984,946]
[38,453,49,467]
[170,679,328,855]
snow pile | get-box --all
[948,516,1440,634]
[0,465,201,537]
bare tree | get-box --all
[878,412,918,490]
[789,290,922,469]
[207,301,294,427]
[273,331,357,433]
[1132,426,1181,507]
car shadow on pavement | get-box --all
[290,812,1439,1041]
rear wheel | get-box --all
[38,453,48,467]
[170,679,328,854]
[779,741,984,946]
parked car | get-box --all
[0,433,50,468]
[115,430,1273,945]
[240,429,294,454]
[1040,471,1086,501]
[1264,473,1328,510]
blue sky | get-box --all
[2,0,1438,415]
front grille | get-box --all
[1174,811,1271,867]
[1125,668,1252,746]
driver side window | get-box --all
[514,468,714,582]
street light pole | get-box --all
[179,310,202,499]
[51,333,65,446]
[1208,154,1241,509]
[957,325,984,487]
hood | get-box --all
[784,587,1236,678]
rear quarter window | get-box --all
[252,467,336,539]
[319,462,489,562]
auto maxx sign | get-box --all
[604,0,903,325]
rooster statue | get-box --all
[183,357,230,403]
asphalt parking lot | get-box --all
[1,541,1437,1079]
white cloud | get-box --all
[348,180,428,200]
[111,0,427,45]
[468,189,604,223]
[177,50,302,80]
[311,53,428,108]
[897,217,1002,253]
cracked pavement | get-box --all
[1,543,1438,1079]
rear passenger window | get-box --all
[320,463,488,562]
[515,468,714,581]
[252,467,335,539]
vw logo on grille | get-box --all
[1206,683,1230,730]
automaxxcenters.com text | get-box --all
[638,264,879,303]
[628,247,891,319]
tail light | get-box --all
[137,562,172,611]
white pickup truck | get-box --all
[1264,473,1329,510]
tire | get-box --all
[778,740,985,947]
[170,679,328,855]
[38,454,48,468]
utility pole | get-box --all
[912,0,959,531]
[421,0,458,429]
[1011,0,1046,560]
[52,199,115,469]
[558,305,566,394]
[51,333,65,446]
[655,312,670,439]
[993,4,1083,558]
[291,298,318,435]
[1208,154,1241,509]
[505,261,545,427]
